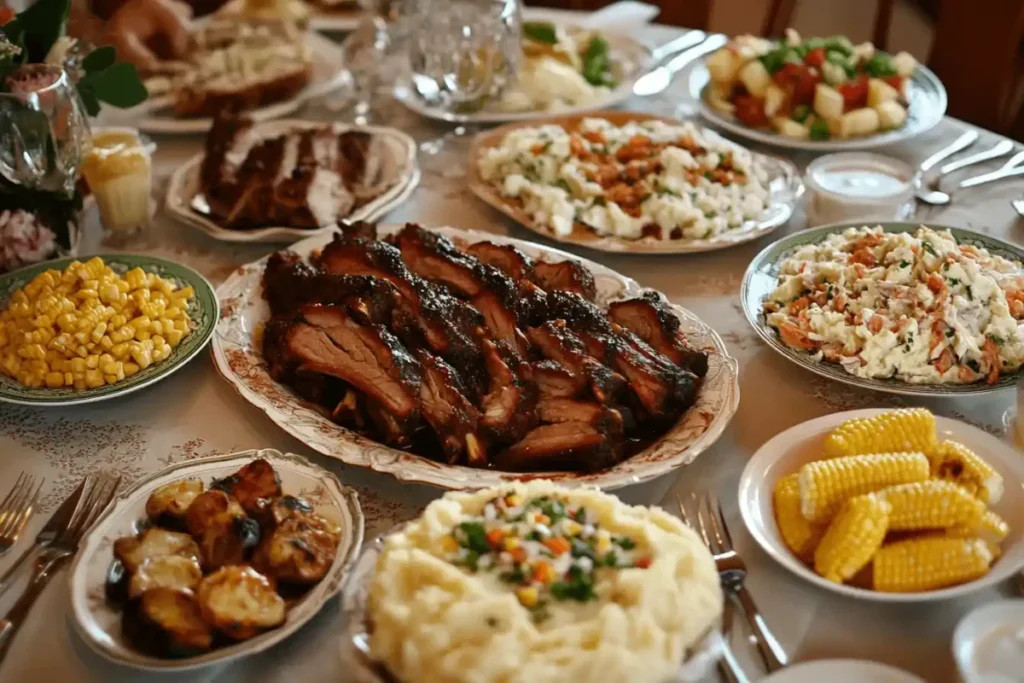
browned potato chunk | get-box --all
[128,555,204,600]
[185,490,260,570]
[253,512,341,584]
[212,459,282,518]
[135,587,213,656]
[145,479,204,527]
[197,566,286,640]
[260,495,314,530]
[114,528,201,574]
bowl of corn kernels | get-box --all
[0,254,217,406]
[738,407,1024,602]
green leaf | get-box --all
[864,55,897,78]
[82,46,116,73]
[2,0,70,64]
[85,62,148,109]
[809,118,830,140]
[581,36,613,87]
[76,85,100,116]
[522,21,558,45]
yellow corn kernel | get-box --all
[130,346,152,370]
[823,409,938,459]
[799,452,930,523]
[99,335,113,351]
[101,360,122,376]
[63,371,73,386]
[773,473,826,561]
[85,369,105,388]
[814,493,891,584]
[440,536,459,553]
[930,440,1003,504]
[86,355,99,369]
[946,509,1009,545]
[502,537,519,551]
[134,328,151,342]
[562,520,582,536]
[166,329,184,347]
[172,285,194,300]
[873,537,992,593]
[876,480,985,531]
[44,371,63,388]
[123,362,140,377]
[69,357,86,373]
[110,314,127,329]
[515,586,539,608]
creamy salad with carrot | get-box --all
[764,226,1024,384]
[366,480,722,683]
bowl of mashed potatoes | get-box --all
[340,481,724,683]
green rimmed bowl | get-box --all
[741,222,1024,396]
[0,254,217,406]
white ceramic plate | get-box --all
[394,28,652,124]
[761,660,925,683]
[68,448,364,671]
[688,59,947,152]
[212,223,740,490]
[165,120,420,244]
[952,600,1024,682]
[468,111,802,255]
[741,222,1024,396]
[95,33,349,135]
[738,409,1024,603]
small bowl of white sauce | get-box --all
[804,153,915,227]
[953,600,1024,683]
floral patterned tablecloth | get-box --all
[1,12,1022,683]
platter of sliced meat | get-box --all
[212,222,738,490]
[165,117,419,243]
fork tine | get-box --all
[57,477,103,546]
[704,491,729,552]
[0,474,27,532]
[69,476,119,545]
[713,492,735,550]
[674,494,691,527]
[699,493,725,552]
[0,475,32,540]
[8,477,44,541]
[692,492,716,551]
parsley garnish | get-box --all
[988,334,1006,345]
[922,241,938,256]
[948,277,960,286]
[570,538,597,561]
[593,196,607,207]
[500,566,527,585]
[550,566,596,602]
[554,179,572,194]
[456,522,490,554]
[966,285,974,301]
[900,260,910,268]
[613,536,636,550]
[946,328,956,338]
[967,359,981,372]
[604,550,619,567]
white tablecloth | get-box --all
[1,11,1022,683]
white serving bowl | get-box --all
[953,600,1024,682]
[738,409,1024,603]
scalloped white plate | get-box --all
[165,119,420,244]
[68,448,364,671]
[738,409,1024,603]
[211,223,740,490]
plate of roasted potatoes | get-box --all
[69,449,363,670]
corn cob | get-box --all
[930,440,1004,504]
[773,474,826,561]
[813,493,891,583]
[876,480,985,531]
[822,409,938,459]
[872,537,993,593]
[946,509,1009,545]
[799,452,930,522]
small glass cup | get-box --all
[0,65,90,197]
[405,0,522,114]
[80,129,153,237]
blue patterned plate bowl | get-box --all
[0,254,218,406]
[741,222,1024,396]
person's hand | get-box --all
[104,0,193,70]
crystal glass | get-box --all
[405,0,522,113]
[340,13,392,125]
[0,65,90,197]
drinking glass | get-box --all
[0,65,90,197]
[405,0,522,114]
[340,11,392,125]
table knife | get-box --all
[633,33,728,97]
[0,477,87,597]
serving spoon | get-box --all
[913,130,979,204]
[916,139,1016,205]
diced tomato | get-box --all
[804,48,826,68]
[486,529,504,549]
[0,7,14,24]
[772,63,819,107]
[885,75,905,91]
[838,76,869,111]
[634,557,652,569]
[509,547,527,563]
[733,94,768,127]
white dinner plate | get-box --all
[468,111,803,255]
[738,409,1024,602]
[164,119,420,244]
[95,32,349,135]
[212,223,739,491]
[68,448,364,671]
[761,660,925,683]
[688,59,947,152]
[393,28,652,124]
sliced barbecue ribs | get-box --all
[260,222,708,472]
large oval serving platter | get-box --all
[165,120,421,244]
[688,58,947,152]
[212,224,739,490]
[468,111,802,255]
[95,33,348,135]
[0,255,217,406]
[742,222,1024,396]
[68,448,364,671]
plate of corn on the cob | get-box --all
[738,407,1024,601]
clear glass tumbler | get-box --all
[405,0,522,114]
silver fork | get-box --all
[678,492,788,673]
[0,474,43,556]
[0,474,120,662]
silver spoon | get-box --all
[633,34,728,98]
[916,139,1016,205]
[914,130,979,204]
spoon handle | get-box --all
[938,139,1014,175]
[920,129,980,172]
[959,164,1024,188]
[650,31,707,64]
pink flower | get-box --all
[0,210,58,273]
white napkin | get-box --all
[579,1,660,32]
